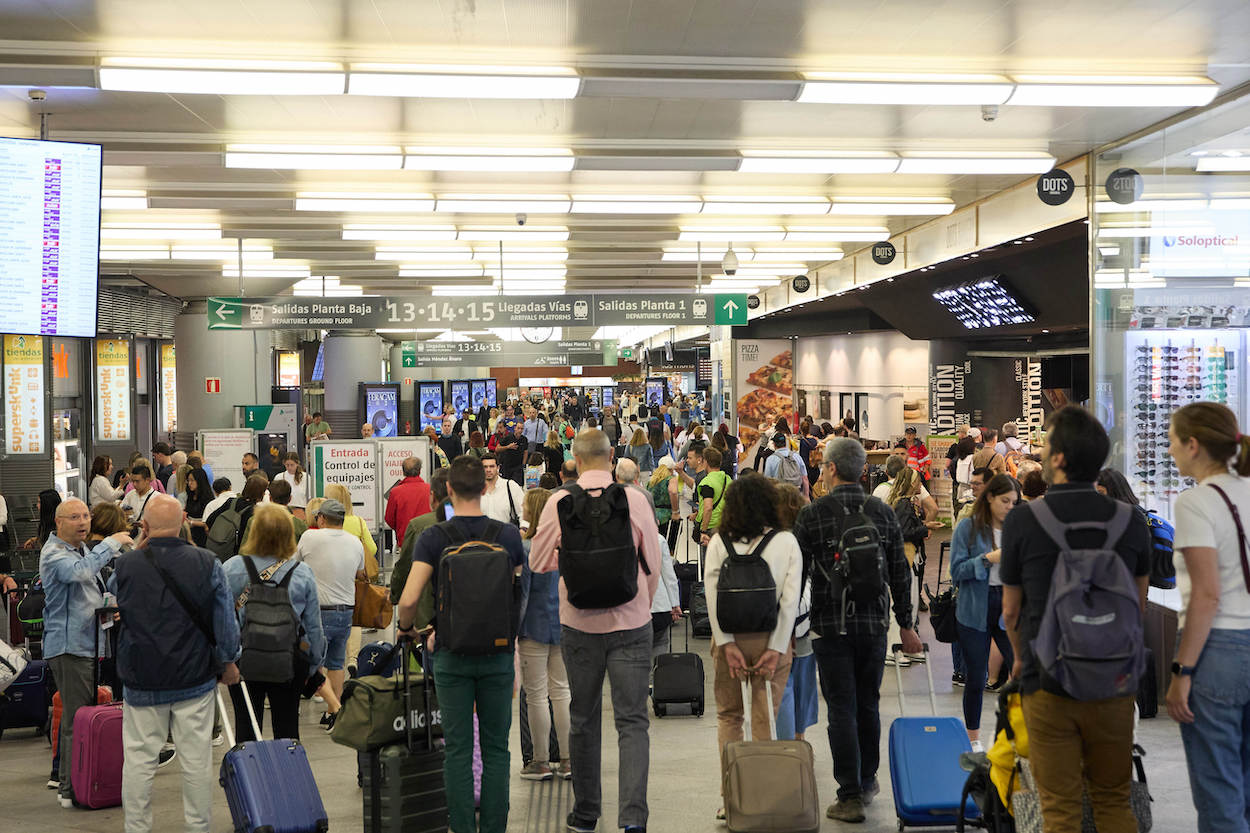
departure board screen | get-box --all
[0,137,101,337]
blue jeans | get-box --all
[776,653,819,740]
[955,585,1013,730]
[319,609,354,671]
[1180,628,1250,833]
[432,650,515,833]
[813,630,887,801]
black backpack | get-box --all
[206,498,244,562]
[811,497,888,636]
[237,557,302,684]
[557,483,651,609]
[715,530,779,634]
[892,498,928,547]
[435,520,517,655]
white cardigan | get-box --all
[704,528,803,654]
[88,474,123,508]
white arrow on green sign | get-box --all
[206,297,243,329]
[714,293,748,326]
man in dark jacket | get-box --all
[111,495,241,832]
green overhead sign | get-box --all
[714,294,748,326]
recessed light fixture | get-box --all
[100,57,345,95]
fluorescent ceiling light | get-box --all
[403,147,573,172]
[101,222,221,240]
[225,266,311,278]
[1197,157,1250,172]
[570,195,703,214]
[799,72,1013,105]
[1007,75,1218,107]
[752,249,844,262]
[738,151,900,174]
[398,266,487,277]
[171,244,273,261]
[728,265,805,276]
[661,247,754,262]
[1094,199,1209,213]
[828,199,955,215]
[473,248,568,263]
[348,64,580,99]
[375,246,474,261]
[435,194,572,213]
[101,190,148,210]
[100,245,169,260]
[1211,198,1250,209]
[1098,245,1121,257]
[784,226,891,242]
[296,192,434,212]
[342,224,458,241]
[226,144,402,170]
[100,58,344,95]
[701,196,831,215]
[432,287,493,296]
[697,284,759,294]
[895,153,1055,174]
[456,226,570,241]
[294,281,363,297]
[678,227,786,242]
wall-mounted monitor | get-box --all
[932,275,1036,330]
[485,378,498,408]
[359,382,400,438]
[470,380,487,412]
[0,137,102,338]
[449,380,470,418]
[418,381,444,434]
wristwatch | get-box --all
[1171,661,1196,677]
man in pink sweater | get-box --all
[530,428,662,833]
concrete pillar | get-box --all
[174,301,272,446]
[324,330,384,439]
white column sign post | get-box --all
[310,440,380,532]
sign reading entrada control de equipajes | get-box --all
[206,293,747,330]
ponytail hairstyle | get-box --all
[281,451,305,484]
[1171,402,1250,476]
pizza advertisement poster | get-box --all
[733,339,793,458]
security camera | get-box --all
[28,89,46,102]
[516,213,527,226]
[981,104,999,122]
[721,244,739,276]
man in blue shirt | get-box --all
[40,498,133,808]
[110,495,241,833]
[521,406,549,446]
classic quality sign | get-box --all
[207,293,746,330]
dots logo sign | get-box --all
[1105,167,1144,205]
[1037,169,1075,206]
[871,241,897,266]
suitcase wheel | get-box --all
[897,818,905,832]
[653,703,665,718]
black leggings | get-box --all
[229,679,303,742]
[666,518,682,554]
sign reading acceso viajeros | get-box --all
[207,293,747,330]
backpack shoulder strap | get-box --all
[1104,501,1135,547]
[438,520,467,547]
[1030,496,1135,551]
[1027,497,1069,548]
[242,553,262,583]
[276,561,298,588]
[749,529,780,557]
[479,519,504,545]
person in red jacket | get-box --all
[903,426,932,482]
[384,456,431,549]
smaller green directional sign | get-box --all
[401,341,417,368]
[714,293,748,326]
[206,297,243,329]
[620,346,634,360]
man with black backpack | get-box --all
[396,454,526,833]
[529,428,662,833]
[792,437,922,823]
[1001,406,1151,832]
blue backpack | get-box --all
[1143,508,1176,589]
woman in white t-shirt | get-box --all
[1165,401,1250,833]
[275,452,310,516]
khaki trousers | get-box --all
[711,633,792,790]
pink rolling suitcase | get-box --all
[71,610,123,809]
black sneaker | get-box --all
[157,747,177,768]
[952,672,966,687]
[566,813,597,832]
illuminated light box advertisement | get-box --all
[95,338,131,441]
[449,381,470,418]
[360,383,399,438]
[310,440,380,531]
[470,380,487,411]
[4,334,46,454]
[0,137,102,338]
[160,343,177,433]
[602,387,614,409]
[932,276,1036,330]
[485,379,497,407]
[418,382,444,434]
[645,377,668,409]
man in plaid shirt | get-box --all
[792,437,923,824]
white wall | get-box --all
[794,332,929,440]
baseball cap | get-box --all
[317,498,347,522]
[968,427,982,440]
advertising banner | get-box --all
[198,429,254,497]
[485,379,498,408]
[362,385,400,437]
[449,381,470,417]
[733,339,793,453]
[928,342,1054,436]
[159,343,177,434]
[602,387,614,409]
[95,338,131,441]
[470,380,488,412]
[311,441,380,531]
[3,334,45,454]
[418,382,444,434]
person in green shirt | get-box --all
[305,411,331,442]
[693,445,731,547]
[389,468,449,610]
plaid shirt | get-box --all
[792,483,914,638]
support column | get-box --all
[324,330,383,439]
[174,301,272,449]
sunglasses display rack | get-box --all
[1125,329,1243,519]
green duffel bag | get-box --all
[330,671,442,752]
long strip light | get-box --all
[1006,75,1218,107]
[404,146,573,172]
[1196,156,1250,172]
[100,245,170,260]
[828,198,954,215]
[398,266,488,277]
[435,194,572,213]
[348,63,580,98]
[895,153,1055,174]
[225,265,311,278]
[296,192,434,212]
[738,151,901,174]
[101,222,221,240]
[342,224,458,241]
[799,72,1014,105]
[1094,198,1210,213]
[171,243,273,261]
[569,195,703,214]
[701,195,831,215]
[101,189,149,210]
[457,226,570,241]
[100,58,345,95]
[374,246,475,262]
[678,227,786,242]
[226,144,402,170]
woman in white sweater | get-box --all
[88,455,124,507]
[704,471,803,822]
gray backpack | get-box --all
[772,450,804,489]
[1029,499,1145,701]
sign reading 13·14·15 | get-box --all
[206,293,748,330]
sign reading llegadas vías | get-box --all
[206,293,746,330]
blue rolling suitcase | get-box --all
[217,682,329,833]
[0,658,50,738]
[888,644,979,829]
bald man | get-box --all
[110,494,240,833]
[40,498,133,807]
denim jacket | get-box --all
[949,517,995,631]
[40,534,121,660]
[518,539,561,644]
[222,555,327,672]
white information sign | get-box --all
[198,429,255,499]
[377,436,433,506]
[311,440,380,532]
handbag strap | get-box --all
[144,549,216,647]
[1209,483,1250,595]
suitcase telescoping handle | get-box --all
[93,606,119,693]
[213,679,263,748]
[891,643,938,718]
[739,673,778,742]
[666,611,690,654]
[398,634,435,753]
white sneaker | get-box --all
[212,733,224,747]
[904,652,927,663]
[970,740,984,754]
[313,696,324,704]
[58,796,73,809]
[885,655,911,668]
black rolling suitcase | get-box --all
[1137,646,1158,719]
[652,615,704,717]
[362,643,448,833]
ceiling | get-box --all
[1,0,1249,303]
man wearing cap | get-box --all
[152,443,175,486]
[902,426,931,482]
[293,498,365,730]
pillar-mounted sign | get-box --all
[792,274,812,293]
[3,335,46,455]
[95,338,131,442]
[159,343,177,433]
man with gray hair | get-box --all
[792,437,922,823]
[614,457,656,511]
[530,429,662,833]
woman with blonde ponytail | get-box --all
[1165,401,1250,833]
